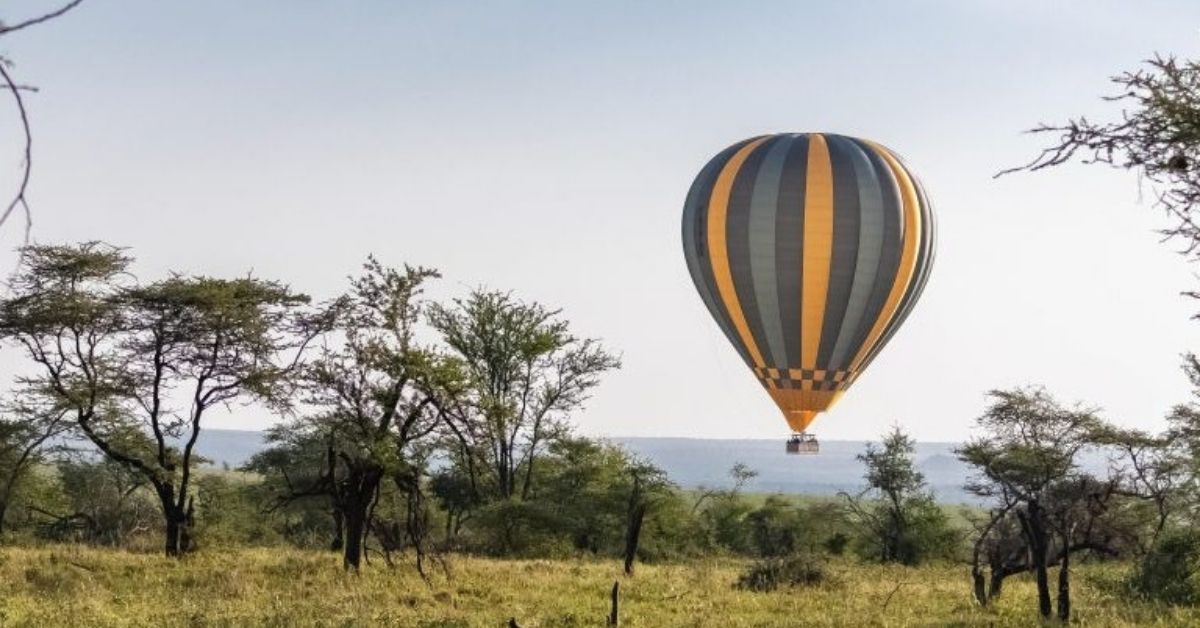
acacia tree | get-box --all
[841,426,954,565]
[1090,424,1182,552]
[1004,55,1200,258]
[0,398,69,533]
[243,428,347,551]
[958,388,1125,620]
[0,242,318,556]
[428,290,620,503]
[277,258,460,571]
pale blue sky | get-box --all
[2,1,1200,439]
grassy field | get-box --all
[0,546,1193,627]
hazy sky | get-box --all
[3,1,1200,440]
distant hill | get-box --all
[184,429,269,469]
[608,437,976,503]
[191,429,980,502]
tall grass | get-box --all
[0,546,1193,626]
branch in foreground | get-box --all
[0,0,87,37]
[0,60,33,257]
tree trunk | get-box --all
[0,499,9,535]
[181,496,195,552]
[1057,532,1071,621]
[607,580,620,626]
[330,508,344,552]
[499,443,514,500]
[164,514,183,557]
[343,505,367,571]
[972,565,988,607]
[624,503,646,576]
[341,467,382,572]
[988,569,1005,599]
[1026,504,1052,618]
[1034,561,1051,619]
[157,484,190,558]
[400,473,431,580]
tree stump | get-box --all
[607,580,620,626]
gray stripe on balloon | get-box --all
[840,138,904,368]
[727,139,778,368]
[682,139,756,366]
[860,164,936,374]
[828,136,885,371]
[747,135,792,371]
[774,134,809,369]
[815,135,863,380]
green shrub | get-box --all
[194,473,286,547]
[823,532,849,556]
[850,495,960,565]
[735,551,828,592]
[1130,529,1200,605]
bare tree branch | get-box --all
[0,0,89,283]
[0,1,87,37]
[999,55,1200,261]
[0,60,33,262]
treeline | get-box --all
[5,243,1200,622]
[0,243,956,574]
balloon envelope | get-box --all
[681,133,935,433]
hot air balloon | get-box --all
[681,133,935,454]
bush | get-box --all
[36,460,159,547]
[632,493,708,562]
[1130,529,1200,605]
[468,499,562,556]
[823,532,849,556]
[746,496,802,557]
[702,494,755,553]
[193,473,285,547]
[735,551,829,592]
[745,498,856,558]
[850,495,960,565]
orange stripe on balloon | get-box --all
[707,137,771,369]
[800,134,834,370]
[847,142,922,373]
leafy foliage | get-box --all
[429,290,620,502]
[843,426,958,565]
[1130,529,1200,605]
[735,550,829,592]
[0,242,318,556]
[1006,55,1200,259]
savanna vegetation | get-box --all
[2,241,1200,626]
[7,3,1200,625]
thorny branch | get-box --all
[0,60,33,261]
[0,1,87,37]
[0,1,89,281]
[999,55,1200,260]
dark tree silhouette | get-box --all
[957,388,1154,621]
